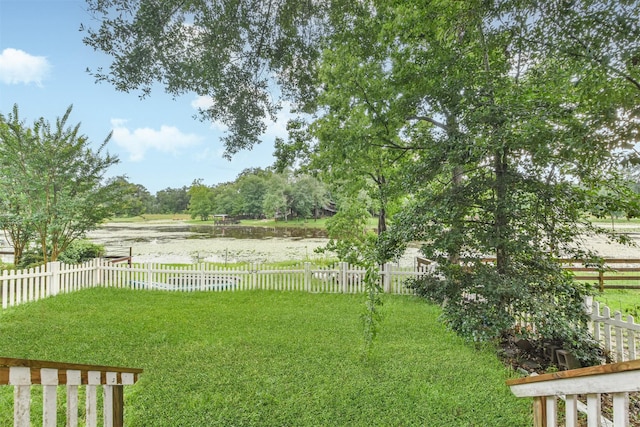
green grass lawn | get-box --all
[0,288,530,426]
[595,288,640,317]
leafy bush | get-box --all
[58,240,105,264]
[16,240,105,268]
[16,249,44,269]
[408,255,603,367]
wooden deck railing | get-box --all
[0,357,142,427]
[506,359,640,427]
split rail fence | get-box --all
[419,257,640,291]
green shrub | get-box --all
[408,255,603,367]
[58,240,105,264]
[16,248,44,269]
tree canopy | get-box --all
[0,105,122,265]
[83,0,640,363]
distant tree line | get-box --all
[113,168,332,222]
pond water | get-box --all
[86,221,335,265]
[86,221,420,266]
[91,224,328,243]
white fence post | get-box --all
[93,258,102,287]
[383,263,391,293]
[48,261,61,297]
[1,269,8,309]
[341,262,348,293]
[304,262,311,292]
[146,263,153,289]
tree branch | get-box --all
[406,115,449,132]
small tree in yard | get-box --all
[0,105,122,265]
[188,179,214,221]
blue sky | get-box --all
[0,0,287,194]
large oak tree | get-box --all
[83,0,640,361]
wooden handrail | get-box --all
[506,359,640,387]
[506,359,640,426]
[0,356,143,375]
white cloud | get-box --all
[0,48,51,86]
[190,95,214,110]
[110,119,203,161]
[190,95,229,132]
[264,101,297,140]
[191,95,298,140]
[195,146,227,162]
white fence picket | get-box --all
[67,369,81,427]
[41,368,58,427]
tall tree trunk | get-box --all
[376,173,387,235]
[446,112,464,266]
[448,164,464,265]
[378,206,386,234]
[494,147,509,275]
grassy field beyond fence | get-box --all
[596,288,640,317]
[0,288,530,426]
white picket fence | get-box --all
[1,259,100,309]
[586,298,640,363]
[98,260,422,295]
[0,259,425,309]
[2,259,640,364]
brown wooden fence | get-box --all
[416,257,640,291]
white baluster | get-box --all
[612,392,629,427]
[586,393,601,427]
[41,368,58,427]
[86,371,101,427]
[66,370,82,427]
[565,394,578,427]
